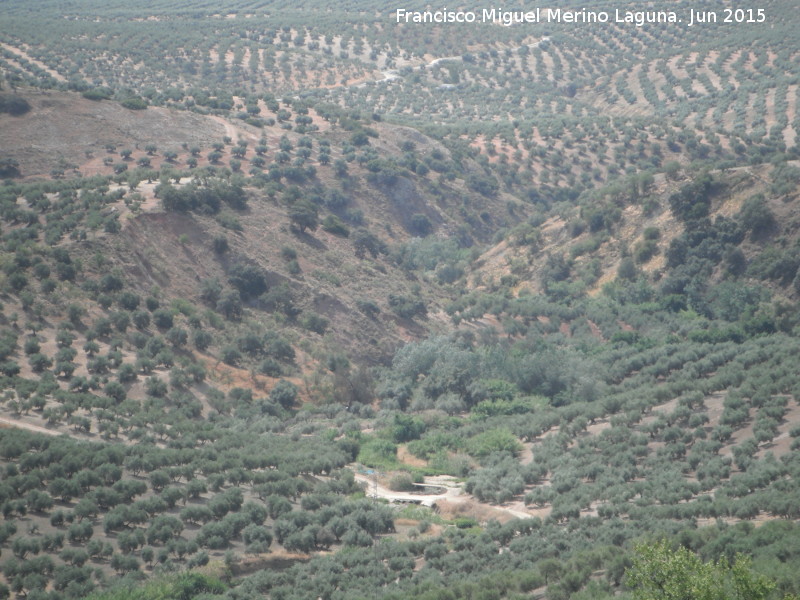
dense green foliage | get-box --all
[626,540,776,600]
[85,572,226,600]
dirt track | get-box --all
[354,473,463,507]
[0,416,62,436]
[354,472,535,521]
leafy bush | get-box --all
[467,173,499,196]
[388,294,426,319]
[626,540,775,600]
[465,428,521,458]
[388,473,416,491]
[228,262,267,300]
[120,97,148,110]
[0,94,31,115]
[357,437,398,469]
[84,572,225,600]
[269,380,298,409]
[738,194,775,238]
[321,215,350,237]
[300,312,328,334]
[668,173,713,223]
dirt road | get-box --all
[354,472,537,521]
[0,416,63,437]
[354,473,461,507]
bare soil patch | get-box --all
[231,551,311,576]
[785,85,798,148]
[640,397,681,426]
[0,416,62,437]
[585,420,612,437]
[0,89,226,178]
[586,320,604,341]
[434,498,530,524]
[703,391,727,430]
[519,442,534,466]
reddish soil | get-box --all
[586,320,604,341]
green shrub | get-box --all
[634,239,659,264]
[466,428,521,458]
[357,437,399,469]
[0,94,31,115]
[454,517,479,529]
[300,312,328,334]
[321,215,350,237]
[120,97,148,110]
[84,572,225,600]
[388,472,416,491]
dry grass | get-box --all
[0,89,228,179]
[397,444,428,468]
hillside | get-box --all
[2,2,800,600]
[0,87,529,380]
[469,161,800,299]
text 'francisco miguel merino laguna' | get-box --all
[395,8,684,27]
